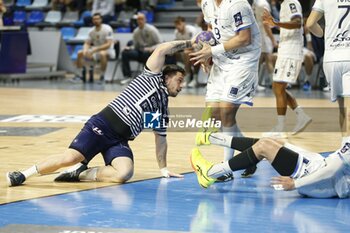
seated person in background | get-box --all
[0,0,6,27]
[51,0,86,12]
[76,13,115,82]
[84,0,114,26]
[121,12,161,84]
[173,16,199,87]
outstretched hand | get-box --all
[161,168,184,178]
[271,176,295,191]
[189,42,212,66]
[262,9,275,27]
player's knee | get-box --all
[112,168,133,183]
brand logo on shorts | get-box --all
[228,86,239,98]
[144,110,161,129]
[92,126,103,135]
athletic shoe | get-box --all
[241,165,257,178]
[303,81,311,91]
[291,115,312,135]
[190,148,216,188]
[216,172,234,182]
[195,131,212,146]
[6,171,26,187]
[54,164,88,182]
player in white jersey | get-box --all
[306,0,350,143]
[252,0,277,88]
[190,131,350,198]
[262,0,312,138]
[190,0,261,181]
[76,13,115,82]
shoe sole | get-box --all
[291,118,312,135]
[189,154,209,189]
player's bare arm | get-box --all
[154,132,184,178]
[306,10,324,38]
[146,40,193,73]
[91,39,113,54]
[263,9,302,29]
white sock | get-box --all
[79,167,98,181]
[276,115,286,131]
[22,165,39,179]
[222,126,235,161]
[209,132,232,147]
[208,161,232,179]
[294,106,305,116]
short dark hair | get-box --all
[92,13,102,19]
[174,16,186,24]
[162,64,185,77]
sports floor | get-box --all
[0,79,349,233]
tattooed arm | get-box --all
[146,40,193,73]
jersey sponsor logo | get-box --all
[333,30,350,43]
[234,12,243,27]
[289,3,297,13]
[228,86,239,98]
[144,111,161,129]
[92,126,103,135]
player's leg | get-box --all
[6,149,85,187]
[191,138,300,188]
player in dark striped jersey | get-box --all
[6,40,193,187]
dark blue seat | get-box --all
[26,10,44,25]
[60,27,77,41]
[13,11,26,24]
[16,0,31,7]
[74,10,91,27]
[71,45,83,61]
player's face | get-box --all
[137,16,146,28]
[165,72,185,97]
[92,15,102,26]
[175,22,185,33]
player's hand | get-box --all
[201,58,212,73]
[189,42,212,66]
[160,167,184,178]
[262,9,275,27]
[271,176,296,191]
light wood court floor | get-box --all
[0,87,343,204]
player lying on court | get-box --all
[6,39,195,187]
[190,131,350,198]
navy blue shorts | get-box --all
[69,114,133,165]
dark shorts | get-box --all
[69,114,133,165]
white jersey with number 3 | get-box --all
[201,0,261,70]
[312,0,350,62]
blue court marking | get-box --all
[1,154,349,232]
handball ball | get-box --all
[195,31,217,46]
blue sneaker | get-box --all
[303,81,311,91]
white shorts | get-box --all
[303,48,316,62]
[273,57,302,84]
[91,48,116,61]
[323,61,350,102]
[284,143,325,179]
[205,64,258,105]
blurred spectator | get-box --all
[52,0,87,12]
[120,12,161,84]
[84,0,114,26]
[0,0,6,27]
[173,16,199,87]
[75,13,115,82]
[302,19,316,91]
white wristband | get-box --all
[160,167,170,178]
[211,44,225,56]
